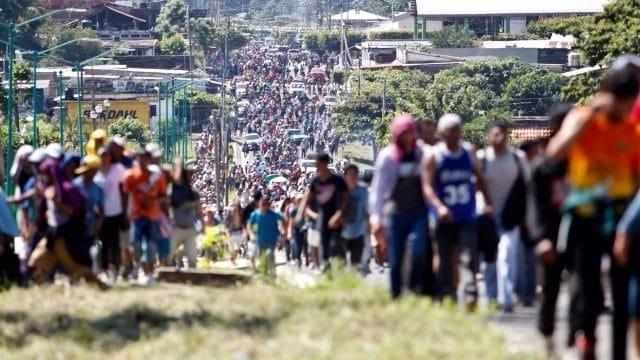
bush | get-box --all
[480,33,541,41]
[303,30,365,54]
[526,16,593,38]
[369,30,413,40]
[108,117,151,150]
[429,27,476,48]
[160,35,187,55]
[332,70,345,85]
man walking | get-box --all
[548,64,640,359]
[340,164,368,267]
[424,114,493,309]
[248,196,285,274]
[298,153,348,264]
[124,149,168,285]
[478,121,529,312]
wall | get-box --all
[65,100,151,128]
[429,48,540,63]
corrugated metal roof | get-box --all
[416,0,609,16]
[511,127,551,142]
[331,9,388,21]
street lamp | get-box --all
[29,37,98,146]
[0,8,86,191]
[73,47,132,157]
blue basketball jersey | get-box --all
[434,143,477,223]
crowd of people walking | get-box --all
[3,36,640,360]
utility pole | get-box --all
[187,4,193,78]
[328,0,332,30]
[376,77,386,159]
[316,0,321,28]
[223,11,230,206]
[216,0,221,26]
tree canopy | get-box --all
[577,0,640,66]
[430,27,476,48]
[35,20,102,64]
[160,35,187,55]
[153,0,188,38]
[525,16,594,39]
[303,30,366,55]
[335,58,567,147]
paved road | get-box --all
[229,138,619,358]
[260,248,621,359]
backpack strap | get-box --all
[511,151,523,179]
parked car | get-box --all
[288,82,306,95]
[243,132,262,145]
[323,96,338,106]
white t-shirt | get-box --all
[94,163,126,217]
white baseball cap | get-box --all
[437,113,462,132]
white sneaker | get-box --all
[137,273,149,286]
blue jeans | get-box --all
[385,213,429,298]
[291,227,308,264]
[133,217,159,264]
[497,226,521,309]
[517,240,537,305]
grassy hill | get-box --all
[0,273,534,359]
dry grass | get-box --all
[341,142,374,170]
[0,273,534,359]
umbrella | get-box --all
[268,176,289,185]
[264,173,279,182]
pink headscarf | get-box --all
[391,114,417,162]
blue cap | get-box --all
[62,152,81,168]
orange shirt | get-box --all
[568,110,640,199]
[124,167,167,220]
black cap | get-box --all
[252,190,263,200]
[315,152,331,164]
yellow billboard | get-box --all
[65,100,151,127]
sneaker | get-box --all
[137,273,150,286]
[575,332,595,360]
[465,297,478,313]
[544,336,557,360]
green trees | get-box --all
[525,16,593,39]
[154,0,247,56]
[368,30,413,40]
[153,0,188,38]
[333,69,432,144]
[160,35,187,55]
[577,0,640,66]
[35,21,102,63]
[191,18,216,49]
[108,118,152,150]
[503,70,568,116]
[303,30,366,54]
[430,27,476,48]
[12,62,32,81]
[335,59,567,146]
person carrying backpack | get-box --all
[478,121,530,313]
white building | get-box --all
[330,9,388,28]
[364,12,415,34]
[411,0,609,38]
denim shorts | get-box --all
[133,218,159,263]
